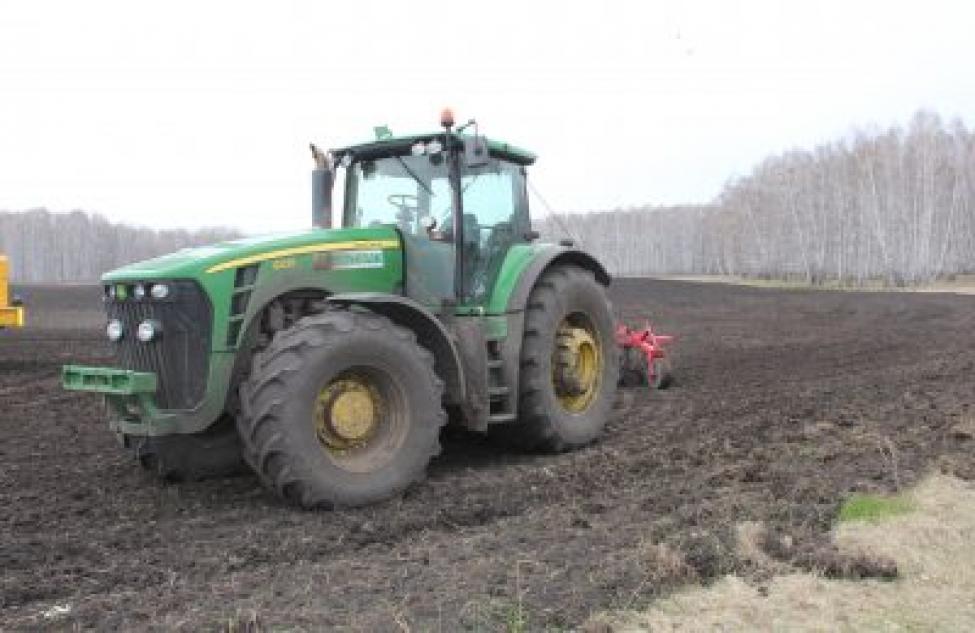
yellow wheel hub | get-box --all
[315,376,382,451]
[553,316,602,413]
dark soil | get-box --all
[1,280,973,630]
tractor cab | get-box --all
[319,112,536,307]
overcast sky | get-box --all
[1,1,972,234]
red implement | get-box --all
[616,322,674,389]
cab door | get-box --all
[346,155,456,308]
[396,173,454,308]
[457,159,529,304]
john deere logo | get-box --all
[313,250,384,271]
[271,257,297,270]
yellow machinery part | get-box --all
[0,306,24,328]
[0,255,24,328]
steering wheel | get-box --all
[387,194,419,211]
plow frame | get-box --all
[616,321,674,389]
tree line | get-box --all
[542,110,975,285]
[4,110,972,285]
[0,209,241,282]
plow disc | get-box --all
[616,321,674,389]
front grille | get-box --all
[105,280,211,410]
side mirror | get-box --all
[464,136,490,168]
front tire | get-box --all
[237,309,446,509]
[510,266,619,452]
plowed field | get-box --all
[2,280,972,630]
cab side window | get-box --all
[460,160,527,301]
[462,167,516,228]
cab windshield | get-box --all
[344,154,453,236]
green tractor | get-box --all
[63,111,619,508]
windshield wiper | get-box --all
[395,156,432,196]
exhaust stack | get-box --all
[310,144,333,228]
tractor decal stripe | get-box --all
[206,239,401,274]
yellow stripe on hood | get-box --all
[206,239,400,274]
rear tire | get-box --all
[508,266,619,452]
[237,309,446,509]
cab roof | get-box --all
[333,132,537,166]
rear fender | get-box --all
[506,246,611,313]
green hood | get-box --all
[101,227,401,281]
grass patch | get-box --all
[594,474,975,632]
[838,493,915,523]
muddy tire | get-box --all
[237,309,446,509]
[507,266,619,452]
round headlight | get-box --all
[133,284,147,300]
[150,283,170,300]
[106,319,124,342]
[137,320,161,343]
